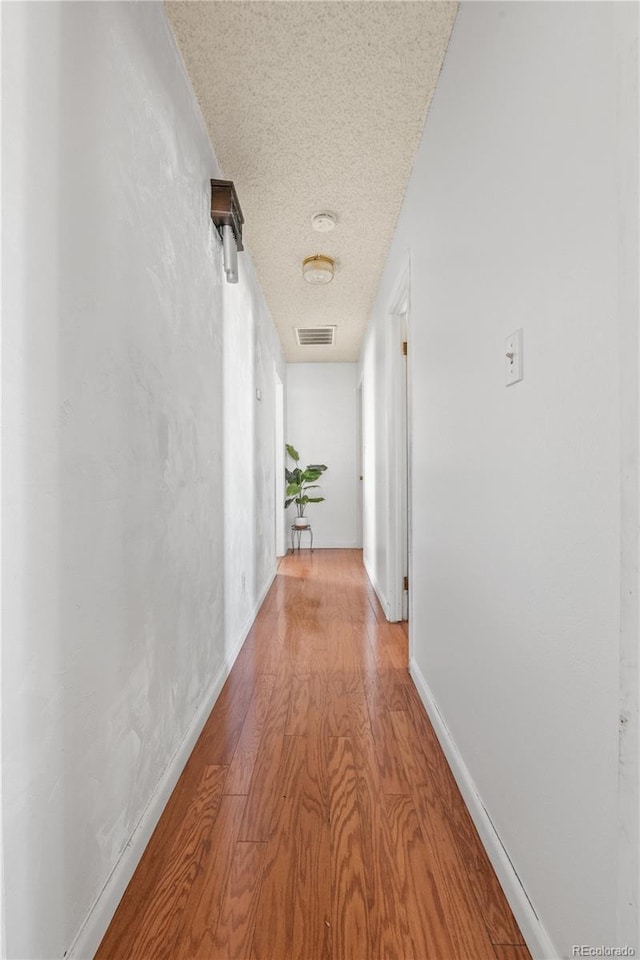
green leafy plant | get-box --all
[285,444,328,519]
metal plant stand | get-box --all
[291,524,313,552]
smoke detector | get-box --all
[302,254,334,285]
[311,212,336,233]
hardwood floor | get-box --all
[96,549,531,960]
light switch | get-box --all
[505,329,523,386]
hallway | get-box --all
[96,550,531,960]
[3,2,638,955]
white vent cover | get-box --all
[295,326,336,346]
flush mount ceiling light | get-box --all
[302,254,334,285]
[311,212,336,233]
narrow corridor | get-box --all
[96,549,531,960]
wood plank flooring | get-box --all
[96,549,531,960]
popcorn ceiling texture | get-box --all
[166,0,457,362]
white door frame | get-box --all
[386,256,412,624]
[274,370,286,558]
[356,378,364,548]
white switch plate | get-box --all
[505,329,523,386]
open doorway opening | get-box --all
[399,311,409,621]
[274,372,285,558]
[387,260,411,631]
[356,379,363,548]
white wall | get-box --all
[286,363,360,548]
[360,3,638,958]
[1,3,284,958]
[224,274,286,653]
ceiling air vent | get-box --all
[295,326,336,347]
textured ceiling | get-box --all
[166,1,457,362]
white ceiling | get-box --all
[166,1,457,362]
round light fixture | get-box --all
[311,212,336,233]
[302,254,334,285]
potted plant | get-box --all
[285,444,327,527]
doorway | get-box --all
[274,373,285,558]
[399,311,409,621]
[356,379,363,548]
[387,260,411,630]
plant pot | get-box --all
[294,517,310,528]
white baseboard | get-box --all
[363,554,392,620]
[409,657,559,960]
[235,567,278,649]
[68,567,277,960]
